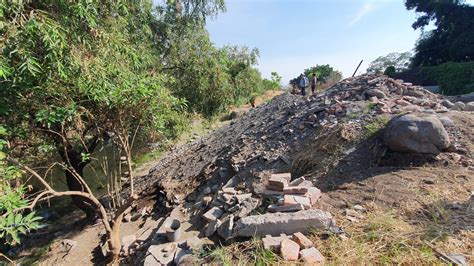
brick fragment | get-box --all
[307,187,322,205]
[292,232,313,249]
[280,239,300,261]
[283,186,308,194]
[299,247,325,264]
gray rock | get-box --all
[217,214,234,240]
[365,89,386,99]
[205,219,222,237]
[441,99,455,108]
[235,197,260,218]
[384,113,450,154]
[438,116,455,127]
[233,209,334,237]
[202,207,224,222]
[465,102,474,111]
[452,101,466,111]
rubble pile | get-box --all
[123,74,473,264]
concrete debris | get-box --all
[217,214,234,240]
[202,207,224,222]
[145,242,177,266]
[262,234,291,250]
[205,219,222,237]
[233,209,334,237]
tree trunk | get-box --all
[65,165,97,220]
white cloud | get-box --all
[348,2,376,27]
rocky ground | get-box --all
[23,74,473,265]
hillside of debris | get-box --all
[40,74,473,265]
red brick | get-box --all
[280,239,300,261]
[300,247,324,264]
[283,186,308,194]
[292,232,313,249]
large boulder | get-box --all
[384,113,450,154]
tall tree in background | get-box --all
[406,0,474,66]
[367,52,412,73]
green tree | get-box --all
[367,52,412,73]
[304,64,342,84]
[405,0,474,66]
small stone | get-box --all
[222,187,237,194]
[280,239,300,261]
[202,207,224,222]
[292,232,313,249]
[202,196,212,206]
[205,219,222,237]
[300,247,325,264]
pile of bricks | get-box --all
[263,173,321,212]
[262,232,325,263]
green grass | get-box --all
[364,116,390,138]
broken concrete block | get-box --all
[289,177,305,186]
[183,236,203,251]
[217,214,234,240]
[145,242,177,266]
[262,234,290,250]
[234,193,252,203]
[235,197,260,218]
[280,239,300,261]
[205,219,222,237]
[292,232,313,249]
[233,209,334,237]
[271,173,291,181]
[283,186,308,194]
[202,207,224,222]
[300,247,325,264]
[283,195,311,209]
[307,187,322,205]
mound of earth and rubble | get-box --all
[36,74,472,265]
[106,73,473,265]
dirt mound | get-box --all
[133,74,471,203]
[125,74,473,264]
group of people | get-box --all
[297,73,317,96]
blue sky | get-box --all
[206,0,473,83]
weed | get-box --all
[209,246,233,266]
[364,116,390,138]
